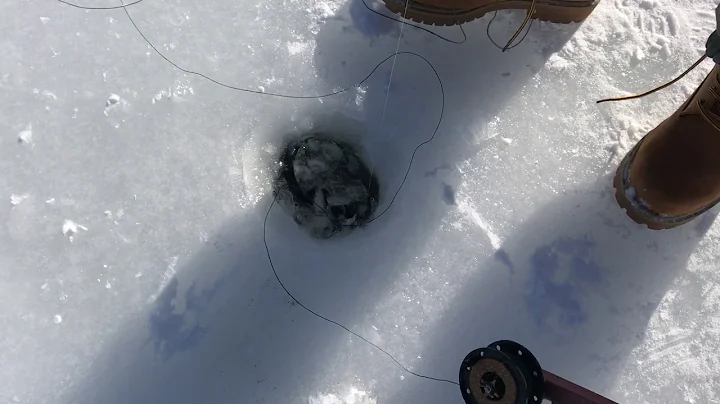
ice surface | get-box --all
[1,0,719,403]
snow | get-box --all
[61,219,87,240]
[10,194,29,206]
[1,0,719,403]
[17,124,33,145]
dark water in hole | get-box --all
[273,134,379,239]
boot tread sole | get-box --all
[383,0,600,26]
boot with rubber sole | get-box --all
[614,64,720,230]
[382,0,600,27]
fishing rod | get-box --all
[460,340,618,404]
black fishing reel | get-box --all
[459,340,545,404]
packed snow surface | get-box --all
[1,0,719,403]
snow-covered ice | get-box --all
[1,0,719,403]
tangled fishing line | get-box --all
[52,0,534,389]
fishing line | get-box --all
[56,0,144,10]
[55,0,467,44]
[264,188,458,387]
[121,0,454,384]
[54,0,535,390]
[268,47,449,383]
[58,0,457,387]
[380,0,410,129]
[114,0,448,227]
[367,0,410,198]
[313,51,445,227]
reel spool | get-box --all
[459,340,545,404]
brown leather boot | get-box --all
[382,0,600,26]
[614,64,720,230]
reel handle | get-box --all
[542,371,619,404]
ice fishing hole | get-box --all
[273,133,379,239]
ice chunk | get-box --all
[17,124,32,144]
[106,93,121,107]
[62,220,88,241]
[10,194,29,205]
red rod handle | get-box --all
[542,371,619,404]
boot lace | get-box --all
[485,0,537,51]
[597,55,707,104]
[597,54,720,130]
[501,0,537,51]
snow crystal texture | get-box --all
[1,0,719,403]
